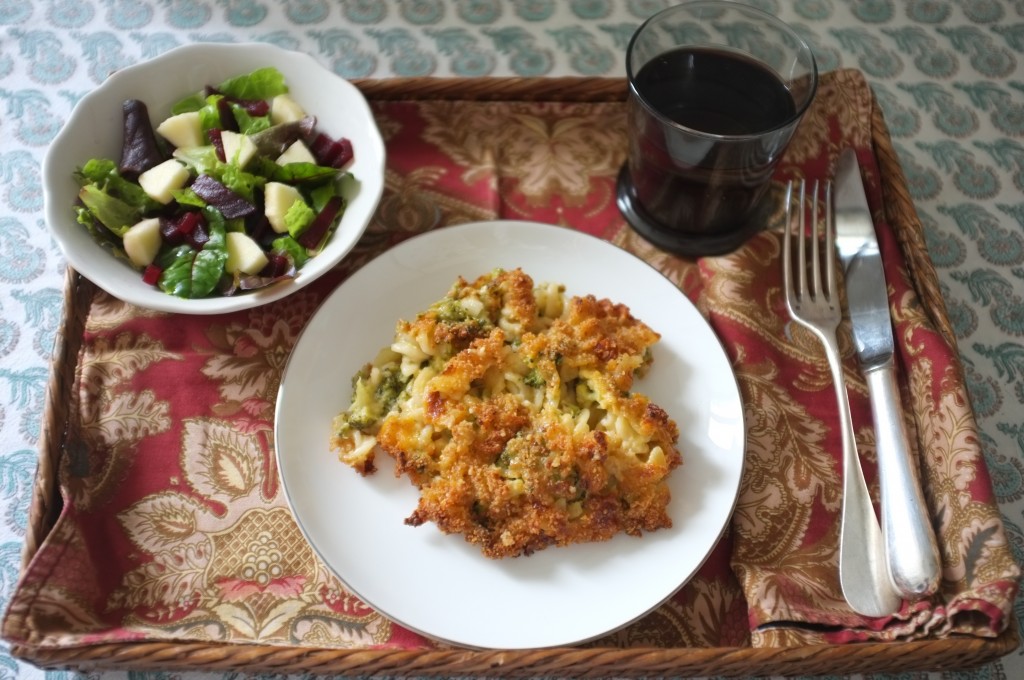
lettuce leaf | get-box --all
[198,95,225,134]
[284,198,316,238]
[170,92,206,115]
[170,187,207,208]
[75,206,130,259]
[309,172,357,212]
[272,235,310,269]
[197,95,271,136]
[156,217,228,299]
[248,157,338,184]
[172,145,221,176]
[217,67,288,100]
[74,158,118,184]
[75,158,162,213]
[169,92,205,114]
[173,146,265,202]
[170,68,287,114]
[220,163,266,203]
[77,185,141,237]
[230,104,271,135]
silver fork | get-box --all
[782,180,900,618]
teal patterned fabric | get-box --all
[1,1,1022,678]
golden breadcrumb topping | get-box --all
[330,268,681,558]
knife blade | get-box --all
[834,148,941,600]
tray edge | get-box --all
[13,73,1017,677]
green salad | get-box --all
[73,67,357,299]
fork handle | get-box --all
[819,334,900,617]
[865,363,942,598]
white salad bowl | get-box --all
[44,42,385,314]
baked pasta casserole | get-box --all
[330,268,681,558]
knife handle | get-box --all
[865,363,942,599]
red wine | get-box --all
[635,47,797,135]
[624,46,801,250]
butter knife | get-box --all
[834,149,941,599]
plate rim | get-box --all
[275,220,746,649]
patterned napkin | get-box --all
[3,69,1017,657]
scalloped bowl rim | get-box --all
[43,42,385,315]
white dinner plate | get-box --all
[275,220,746,649]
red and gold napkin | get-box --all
[3,69,1018,657]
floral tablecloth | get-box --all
[2,2,1023,679]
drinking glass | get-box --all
[617,1,818,256]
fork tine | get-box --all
[824,180,836,301]
[810,180,822,300]
[783,180,794,299]
[797,180,808,300]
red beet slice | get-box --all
[142,264,162,285]
[310,133,354,168]
[216,97,239,132]
[259,252,292,278]
[178,211,202,235]
[208,128,226,162]
[234,98,269,116]
[160,211,204,246]
[185,219,210,250]
[119,99,165,179]
[246,213,275,248]
[159,217,183,245]
[297,195,343,249]
[190,174,257,218]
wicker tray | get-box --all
[13,77,1019,677]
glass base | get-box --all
[615,166,767,257]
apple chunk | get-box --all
[264,181,304,233]
[220,130,258,168]
[270,94,306,124]
[138,158,190,204]
[225,231,269,275]
[122,217,163,268]
[155,111,204,149]
[276,139,317,166]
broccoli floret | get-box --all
[434,297,471,323]
[340,364,409,432]
[343,408,377,432]
[495,448,513,469]
[634,347,654,378]
[524,369,545,388]
[342,372,379,431]
[374,365,409,414]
